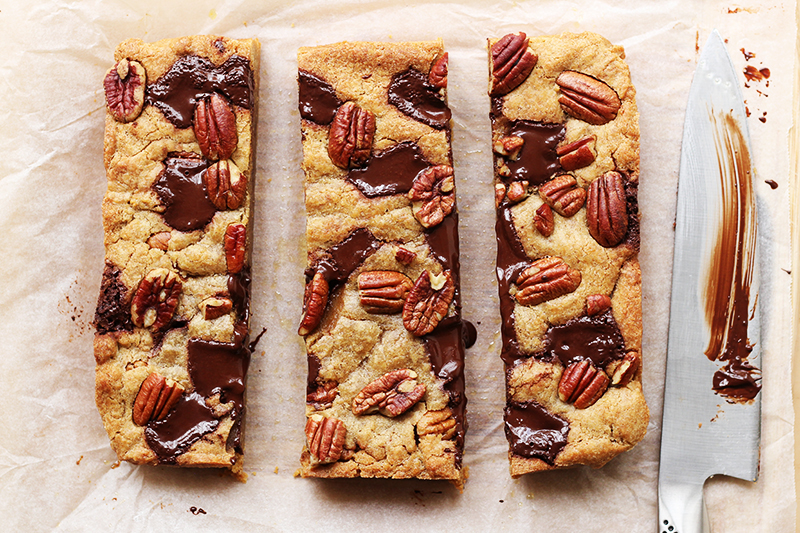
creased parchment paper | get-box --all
[0,1,795,531]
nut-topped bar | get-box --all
[94,36,259,478]
[488,32,648,476]
[297,41,472,486]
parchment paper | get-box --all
[0,1,795,531]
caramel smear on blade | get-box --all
[703,110,761,402]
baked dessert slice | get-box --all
[488,31,648,476]
[296,40,472,487]
[94,36,259,478]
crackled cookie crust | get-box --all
[488,31,648,476]
[296,40,471,487]
[94,36,259,477]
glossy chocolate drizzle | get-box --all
[504,401,569,464]
[153,154,216,232]
[298,70,342,125]
[388,67,451,130]
[147,55,254,129]
[347,142,430,198]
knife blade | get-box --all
[658,30,762,533]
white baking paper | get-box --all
[0,1,795,531]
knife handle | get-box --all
[658,479,711,533]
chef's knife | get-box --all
[658,30,762,533]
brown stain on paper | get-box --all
[703,111,761,402]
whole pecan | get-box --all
[199,296,233,320]
[538,174,586,217]
[104,58,146,123]
[307,381,339,410]
[402,270,454,336]
[408,165,456,228]
[224,223,247,274]
[558,359,610,409]
[132,372,184,425]
[130,269,182,331]
[328,101,376,169]
[204,160,247,210]
[585,294,612,316]
[557,136,596,171]
[298,271,329,336]
[608,350,640,387]
[194,92,238,161]
[305,414,347,464]
[586,171,629,247]
[515,257,581,306]
[429,53,449,89]
[352,369,426,417]
[357,271,413,314]
[556,71,621,125]
[490,32,538,96]
[533,203,555,237]
[417,408,457,440]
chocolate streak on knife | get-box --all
[703,111,761,402]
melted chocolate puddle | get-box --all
[544,310,625,368]
[298,70,342,125]
[504,401,569,464]
[315,228,382,283]
[145,392,219,463]
[495,205,531,365]
[502,121,564,186]
[347,142,430,198]
[153,154,217,232]
[147,55,254,129]
[703,111,761,401]
[388,68,451,129]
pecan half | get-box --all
[133,372,184,425]
[395,247,416,266]
[490,32,538,96]
[194,92,238,161]
[557,136,596,171]
[408,165,455,228]
[328,101,376,169]
[417,408,457,440]
[307,381,339,410]
[104,59,146,123]
[585,294,612,316]
[352,369,426,417]
[298,271,329,335]
[538,174,586,217]
[429,53,448,89]
[493,135,525,160]
[515,257,581,306]
[224,223,247,274]
[608,351,640,387]
[558,360,610,409]
[533,203,555,237]
[402,270,454,336]
[358,271,413,314]
[130,269,182,331]
[305,414,347,464]
[204,160,247,210]
[556,71,621,125]
[199,296,233,320]
[586,171,629,247]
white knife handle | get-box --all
[658,479,711,533]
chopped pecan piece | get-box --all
[147,231,171,251]
[608,351,640,387]
[199,296,233,320]
[132,372,184,425]
[402,270,454,336]
[495,183,507,208]
[490,32,538,96]
[408,165,456,228]
[104,59,146,123]
[194,92,238,161]
[556,71,621,125]
[224,223,247,273]
[307,381,339,410]
[305,414,347,464]
[328,101,376,169]
[558,360,610,409]
[557,136,596,171]
[585,294,612,316]
[506,181,529,204]
[417,408,457,440]
[429,53,448,88]
[493,135,525,160]
[538,174,586,217]
[130,269,182,331]
[515,257,581,306]
[533,203,555,237]
[352,369,426,417]
[357,271,413,314]
[586,171,629,247]
[395,247,416,266]
[298,271,329,335]
[204,159,247,210]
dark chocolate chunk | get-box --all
[145,392,219,463]
[153,154,217,232]
[347,142,430,198]
[544,309,626,368]
[298,70,342,125]
[501,121,564,186]
[93,262,133,334]
[504,401,569,464]
[388,67,451,129]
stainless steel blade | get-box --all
[658,30,761,533]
